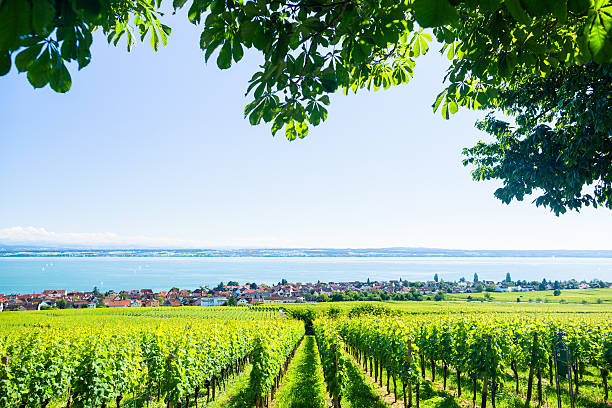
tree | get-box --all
[553,289,562,296]
[215,282,224,290]
[463,64,611,214]
[226,295,238,306]
[227,281,239,286]
[475,283,484,293]
[473,273,479,283]
[2,0,610,213]
[434,273,439,282]
[505,273,511,283]
[434,291,445,301]
[92,286,101,296]
[280,278,288,285]
[56,299,67,309]
[249,282,258,289]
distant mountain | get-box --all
[1,247,611,257]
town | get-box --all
[1,275,609,311]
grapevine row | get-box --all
[332,313,611,408]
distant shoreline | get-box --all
[1,248,612,258]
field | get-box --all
[443,288,612,305]
[1,302,610,408]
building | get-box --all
[71,300,96,309]
[195,297,227,307]
[42,289,67,298]
[106,300,131,308]
[165,299,182,307]
[143,299,160,307]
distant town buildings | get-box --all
[0,278,609,311]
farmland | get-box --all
[0,302,610,408]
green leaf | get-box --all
[173,0,189,9]
[15,43,43,72]
[32,0,55,35]
[295,121,308,138]
[432,90,446,112]
[586,1,612,63]
[0,51,11,76]
[412,37,421,56]
[74,0,101,17]
[567,0,590,15]
[49,61,72,93]
[271,116,285,136]
[217,41,232,69]
[412,0,458,27]
[188,0,202,24]
[26,48,51,88]
[232,38,243,62]
[446,42,455,59]
[504,0,531,24]
[441,99,449,119]
[478,0,502,12]
[0,0,32,50]
[150,28,159,51]
[285,119,296,141]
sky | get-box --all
[1,11,611,250]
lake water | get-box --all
[0,256,611,294]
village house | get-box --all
[43,289,67,298]
[165,299,181,307]
[106,300,130,308]
[38,300,56,309]
[70,300,96,309]
[195,297,227,307]
[143,299,160,307]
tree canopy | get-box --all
[1,0,611,213]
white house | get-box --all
[38,300,56,310]
[196,297,227,307]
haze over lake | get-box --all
[1,256,611,294]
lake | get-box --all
[1,256,611,294]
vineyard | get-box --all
[0,304,610,408]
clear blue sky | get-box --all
[1,11,611,250]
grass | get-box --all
[342,356,389,408]
[273,335,329,408]
[201,363,254,408]
[425,358,610,408]
[443,288,612,305]
[347,351,464,408]
[143,364,254,408]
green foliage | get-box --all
[0,307,296,408]
[313,319,349,405]
[434,290,445,301]
[0,0,170,92]
[272,335,328,408]
[464,63,612,214]
[249,324,304,403]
